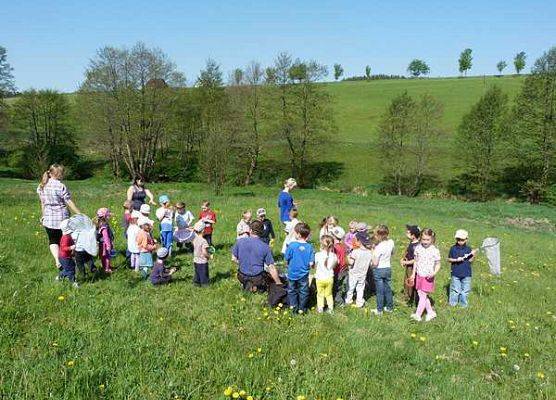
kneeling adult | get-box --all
[232,220,282,292]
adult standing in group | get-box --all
[37,164,81,269]
[232,221,282,292]
[277,178,297,225]
[126,175,156,211]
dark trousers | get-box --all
[204,234,213,246]
[75,251,96,275]
[194,263,209,286]
[334,269,349,305]
[404,266,417,305]
[288,275,309,313]
[59,257,76,282]
[237,271,268,292]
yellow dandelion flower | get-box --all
[524,353,530,358]
[239,390,246,397]
[52,342,58,347]
[500,353,507,357]
[265,387,272,392]
[247,396,254,400]
[536,371,545,379]
[546,311,552,315]
[232,392,240,399]
[99,384,105,390]
[224,387,233,396]
[526,322,530,327]
[500,347,507,352]
[257,347,262,353]
[508,320,514,324]
[419,336,426,342]
[66,360,75,367]
[472,340,479,346]
[410,333,417,338]
[248,353,254,359]
[297,396,306,400]
[58,295,65,301]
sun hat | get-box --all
[131,210,142,219]
[156,247,169,259]
[96,207,111,218]
[158,194,169,204]
[256,208,266,217]
[60,219,73,235]
[355,222,368,232]
[406,225,421,238]
[455,229,469,240]
[140,204,151,214]
[193,220,206,233]
[137,216,153,227]
[331,226,346,240]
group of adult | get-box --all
[37,165,158,270]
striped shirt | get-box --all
[37,178,72,229]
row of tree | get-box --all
[377,47,555,202]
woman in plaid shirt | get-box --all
[37,164,81,270]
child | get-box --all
[156,195,174,253]
[370,225,395,315]
[256,208,275,246]
[345,231,373,307]
[330,226,348,305]
[281,208,300,254]
[344,220,358,251]
[140,204,151,218]
[136,216,157,277]
[174,202,195,250]
[151,247,178,285]
[236,210,252,239]
[411,228,441,322]
[199,200,217,246]
[448,229,477,307]
[400,225,420,305]
[57,219,78,288]
[96,208,114,273]
[285,223,315,314]
[314,235,338,313]
[122,200,133,235]
[127,210,142,271]
[319,216,339,239]
[192,220,211,286]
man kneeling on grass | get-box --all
[232,220,282,292]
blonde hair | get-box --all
[421,228,436,244]
[375,225,389,243]
[39,164,64,190]
[320,234,335,269]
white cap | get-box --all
[137,216,154,227]
[193,220,205,233]
[140,204,151,214]
[60,219,73,235]
[455,229,469,240]
[331,226,346,240]
[131,210,142,219]
[156,247,169,258]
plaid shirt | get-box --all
[37,178,72,229]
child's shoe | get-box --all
[410,313,422,321]
[384,307,393,313]
[425,312,437,322]
[317,308,324,313]
[72,282,79,289]
[104,268,113,274]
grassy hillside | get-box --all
[1,178,555,399]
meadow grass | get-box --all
[1,178,555,399]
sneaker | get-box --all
[425,312,437,322]
[55,276,61,281]
[384,307,394,313]
[104,268,113,274]
[72,282,79,289]
[410,313,422,321]
[317,308,324,313]
[327,309,334,314]
[370,309,383,315]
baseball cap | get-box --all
[406,225,421,238]
[156,247,169,258]
[455,229,469,240]
[331,226,346,240]
[140,204,151,214]
[158,194,169,204]
[193,220,205,233]
[256,208,266,217]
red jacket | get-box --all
[333,242,347,274]
[199,209,217,234]
[59,234,74,259]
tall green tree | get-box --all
[365,65,371,80]
[407,59,430,77]
[507,47,555,202]
[496,60,507,75]
[458,48,473,76]
[333,63,344,81]
[456,85,508,200]
[0,46,16,131]
[514,51,527,74]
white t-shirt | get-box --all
[156,207,173,231]
[414,244,441,277]
[314,250,338,280]
[373,239,395,269]
[281,217,300,254]
[350,248,373,276]
[127,224,141,254]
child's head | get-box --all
[405,225,421,241]
[330,226,345,243]
[140,204,151,216]
[133,174,145,188]
[356,222,368,233]
[327,216,339,228]
[60,219,73,236]
[284,177,297,190]
[130,210,141,224]
[159,194,170,206]
[250,220,264,237]
[256,208,266,220]
[242,210,252,222]
[138,217,153,231]
[156,247,169,260]
[375,225,389,242]
[175,202,186,214]
[354,231,372,249]
[454,229,469,245]
[123,200,132,211]
[289,207,298,220]
[320,234,334,251]
[193,220,205,235]
[96,208,111,225]
[348,220,358,232]
[201,200,210,211]
[420,228,436,247]
[294,222,310,240]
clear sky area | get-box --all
[2,0,555,91]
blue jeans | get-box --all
[160,230,173,252]
[288,276,309,314]
[373,268,393,312]
[449,276,472,307]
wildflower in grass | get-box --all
[247,396,253,400]
[419,336,426,342]
[297,396,306,400]
[248,352,254,359]
[472,340,478,346]
[290,358,297,367]
[265,387,272,392]
[513,364,520,371]
[239,390,246,397]
[66,360,75,367]
[524,353,530,358]
[224,387,233,396]
[58,295,65,301]
[500,347,507,352]
[52,342,58,347]
[536,372,545,379]
[257,347,262,353]
[99,384,105,390]
[546,311,552,315]
[232,392,240,399]
[410,333,417,338]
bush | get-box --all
[545,185,556,206]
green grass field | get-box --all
[1,178,555,399]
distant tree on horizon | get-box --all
[333,63,344,81]
[407,59,430,77]
[0,45,15,131]
[365,65,371,80]
[514,51,527,74]
[458,48,473,76]
[496,60,507,75]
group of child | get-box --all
[55,197,218,287]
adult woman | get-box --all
[127,175,156,211]
[277,178,297,224]
[37,164,81,269]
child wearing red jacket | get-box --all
[331,226,348,305]
[199,200,217,246]
[57,219,79,288]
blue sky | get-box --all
[1,0,555,92]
